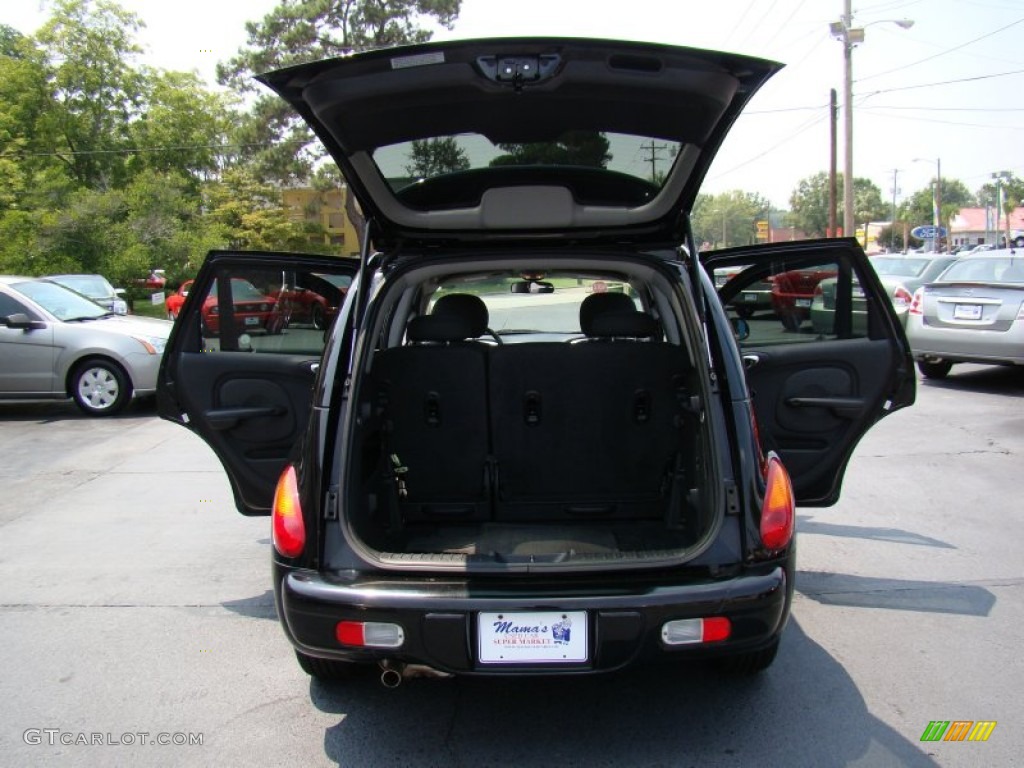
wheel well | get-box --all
[65,355,132,398]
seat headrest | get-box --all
[406,314,479,343]
[587,311,660,339]
[431,293,489,338]
[579,292,638,335]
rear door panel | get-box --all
[157,251,358,515]
[704,239,915,505]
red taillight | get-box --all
[702,617,732,642]
[760,455,795,550]
[335,621,405,648]
[908,288,924,315]
[892,285,913,307]
[272,464,305,558]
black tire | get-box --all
[310,303,326,330]
[71,359,131,416]
[917,359,953,379]
[780,312,802,332]
[712,638,780,675]
[294,651,364,681]
[1014,236,1024,248]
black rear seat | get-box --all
[370,295,492,523]
[488,296,690,521]
[370,291,692,528]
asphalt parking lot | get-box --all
[1,365,1022,767]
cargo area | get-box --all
[342,292,715,566]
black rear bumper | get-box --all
[274,560,793,675]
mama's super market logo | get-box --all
[920,721,996,742]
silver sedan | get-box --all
[0,276,173,415]
[905,251,1024,378]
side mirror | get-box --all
[114,288,126,296]
[1,313,46,330]
[731,317,750,341]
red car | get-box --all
[165,280,193,320]
[168,278,285,334]
[271,274,350,330]
[770,267,836,331]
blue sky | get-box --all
[4,0,1022,209]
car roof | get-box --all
[259,37,781,248]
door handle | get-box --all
[205,405,285,430]
[785,396,864,418]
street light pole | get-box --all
[830,9,914,240]
[841,0,854,238]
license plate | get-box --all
[478,611,588,664]
[244,316,260,326]
[953,304,982,320]
[742,292,759,302]
[795,298,812,308]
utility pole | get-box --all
[641,140,670,183]
[890,168,900,250]
[841,0,854,237]
[829,89,838,237]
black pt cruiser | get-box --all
[157,37,915,685]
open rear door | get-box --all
[157,251,358,515]
[703,239,915,506]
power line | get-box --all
[857,15,1024,83]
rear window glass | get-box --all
[372,132,680,197]
[431,277,638,335]
[940,258,1024,283]
[871,257,929,277]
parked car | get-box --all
[44,274,128,315]
[157,38,914,684]
[714,265,774,318]
[271,272,352,330]
[906,250,1024,378]
[165,280,193,320]
[0,276,172,415]
[770,266,836,330]
[197,278,286,336]
[809,252,961,334]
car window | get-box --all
[430,276,639,336]
[10,280,108,321]
[939,257,1024,284]
[195,265,350,355]
[871,257,929,277]
[717,254,876,346]
[50,275,115,298]
[0,291,36,319]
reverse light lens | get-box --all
[335,621,405,648]
[760,455,795,550]
[272,464,305,558]
[661,617,732,645]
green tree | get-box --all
[203,167,315,251]
[788,172,888,238]
[34,0,147,189]
[692,190,771,249]
[405,137,470,178]
[217,0,461,183]
[902,178,974,242]
[490,131,612,168]
[127,70,236,184]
